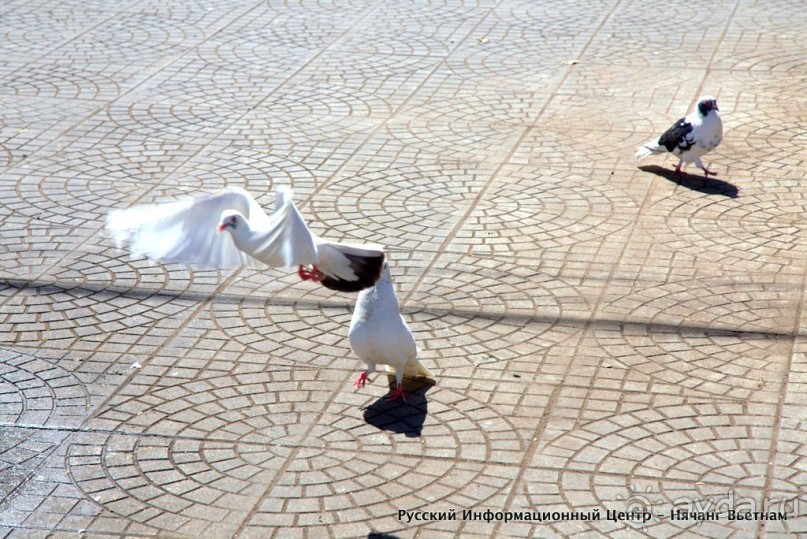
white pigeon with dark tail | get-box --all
[349,262,434,402]
[636,96,723,177]
[106,186,385,292]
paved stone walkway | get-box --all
[1,0,806,537]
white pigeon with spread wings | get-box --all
[106,186,385,292]
[349,262,434,401]
[635,96,723,177]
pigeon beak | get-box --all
[714,102,719,111]
[216,223,226,234]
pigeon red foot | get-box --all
[298,265,325,282]
[387,383,406,402]
[353,371,369,389]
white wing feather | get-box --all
[239,191,319,268]
[634,141,663,158]
[107,186,386,290]
[105,187,270,269]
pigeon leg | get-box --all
[387,369,406,401]
[694,158,717,177]
[387,383,406,402]
[353,363,375,389]
[298,265,325,282]
[353,371,369,389]
[673,163,684,177]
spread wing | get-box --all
[106,187,271,269]
[316,242,385,292]
[243,188,384,290]
[107,185,386,292]
[243,187,319,268]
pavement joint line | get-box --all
[111,5,483,503]
[4,277,803,338]
[0,0,266,170]
[0,266,252,507]
[664,0,742,202]
[0,0,387,309]
[289,0,506,241]
[231,369,354,536]
[0,0,391,384]
[0,422,638,470]
[503,461,775,492]
[757,273,807,537]
[0,2,383,322]
[693,0,744,105]
[477,0,712,532]
[0,7,129,79]
[550,3,765,524]
[0,1,270,306]
[396,1,629,308]
[1,1,805,535]
[69,269,244,430]
[96,289,807,327]
[217,0,388,209]
[0,6,620,507]
[0,349,784,399]
[0,525,189,539]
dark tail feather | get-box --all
[320,252,385,292]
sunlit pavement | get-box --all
[1,0,806,537]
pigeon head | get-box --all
[380,259,392,282]
[697,96,719,115]
[216,210,247,235]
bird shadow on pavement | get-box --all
[362,377,435,438]
[639,165,739,198]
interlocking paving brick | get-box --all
[310,161,496,250]
[0,427,70,504]
[583,0,735,69]
[0,140,205,229]
[258,52,443,118]
[211,112,382,181]
[447,165,641,260]
[0,96,100,169]
[241,456,518,537]
[1,0,807,536]
[399,73,550,125]
[332,0,490,58]
[0,4,114,59]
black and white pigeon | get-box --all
[349,261,434,402]
[635,96,723,177]
[106,186,385,292]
